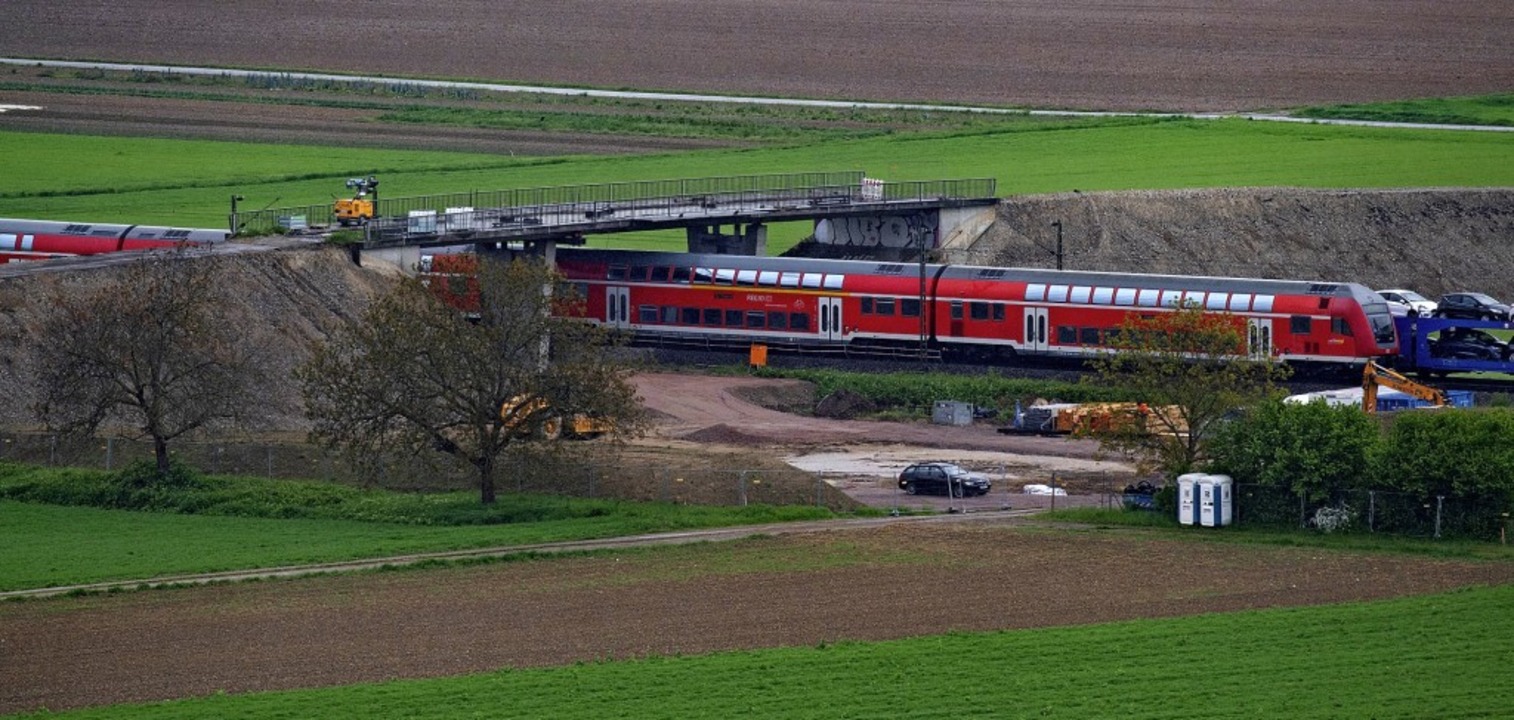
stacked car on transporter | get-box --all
[424,248,1399,372]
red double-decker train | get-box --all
[0,218,227,264]
[427,249,1399,369]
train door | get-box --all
[1023,307,1049,352]
[1247,318,1272,358]
[818,297,844,341]
[606,286,630,329]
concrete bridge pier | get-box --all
[687,222,766,255]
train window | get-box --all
[1048,285,1070,302]
[1331,317,1353,336]
[758,271,779,286]
[638,305,659,323]
[768,312,787,330]
[801,274,822,288]
[1206,293,1229,311]
[790,313,810,331]
[1183,290,1205,307]
[951,301,964,320]
[1081,327,1101,345]
[779,272,800,287]
[1092,287,1114,305]
[1229,293,1252,311]
[823,275,843,290]
[1137,289,1160,307]
[1115,289,1136,306]
[1104,328,1124,346]
[63,224,90,234]
[662,307,678,324]
[1160,290,1183,308]
[720,309,739,326]
[746,311,766,329]
[736,270,758,285]
[1026,284,1046,302]
[1058,326,1078,344]
[673,267,692,283]
[608,265,629,281]
[651,267,671,282]
[901,298,921,317]
[695,268,714,283]
[704,308,722,325]
[876,298,895,316]
[715,269,736,285]
[1290,316,1311,334]
[1070,286,1091,303]
[993,303,1006,321]
[860,298,874,314]
[970,302,990,320]
[630,267,650,282]
[682,307,701,324]
[164,230,191,239]
[573,282,590,300]
[1253,295,1274,312]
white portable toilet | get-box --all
[1177,473,1202,526]
[1197,474,1234,527]
[1211,474,1234,526]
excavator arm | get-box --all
[1362,360,1447,413]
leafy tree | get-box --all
[298,256,644,504]
[1207,398,1379,501]
[1080,303,1291,478]
[29,248,269,476]
[1374,409,1514,503]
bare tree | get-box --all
[30,248,269,475]
[1081,303,1291,478]
[297,256,644,504]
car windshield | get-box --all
[1398,290,1429,303]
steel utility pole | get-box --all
[1051,220,1064,270]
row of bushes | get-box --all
[1207,401,1514,538]
[755,368,1134,415]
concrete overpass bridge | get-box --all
[238,171,999,269]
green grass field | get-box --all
[0,498,832,592]
[3,116,1511,233]
[1297,94,1514,127]
[11,583,1510,719]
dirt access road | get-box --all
[630,373,1137,510]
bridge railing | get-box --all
[233,172,998,240]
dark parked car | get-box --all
[898,462,992,497]
[1434,292,1512,321]
[1429,327,1512,361]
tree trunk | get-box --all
[154,436,171,476]
[478,454,497,505]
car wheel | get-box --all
[903,482,917,495]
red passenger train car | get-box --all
[548,249,1398,369]
[0,218,227,264]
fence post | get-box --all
[738,470,749,506]
[106,437,114,471]
[1368,491,1376,533]
[1434,495,1444,539]
[266,446,273,479]
[49,434,57,466]
[1299,495,1307,529]
[1050,473,1056,512]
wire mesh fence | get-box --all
[0,432,856,511]
[1233,484,1508,541]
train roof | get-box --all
[556,248,1381,301]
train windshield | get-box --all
[1362,300,1396,346]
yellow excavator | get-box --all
[1362,360,1447,413]
[334,176,378,227]
[500,395,612,441]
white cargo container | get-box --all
[407,210,437,234]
